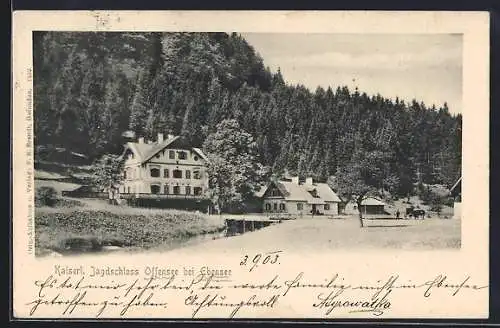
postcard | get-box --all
[11,10,489,319]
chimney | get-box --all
[306,177,313,185]
[138,137,144,144]
[291,176,299,184]
[157,133,164,143]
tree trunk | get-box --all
[108,188,114,204]
[357,199,364,228]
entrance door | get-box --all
[312,204,317,215]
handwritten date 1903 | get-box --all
[240,251,282,272]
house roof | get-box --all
[314,183,342,202]
[192,147,209,162]
[360,197,386,206]
[259,180,341,204]
[123,136,208,164]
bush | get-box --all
[55,198,85,208]
[35,186,58,207]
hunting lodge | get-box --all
[119,133,211,210]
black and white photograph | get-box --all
[12,11,489,320]
[32,31,463,257]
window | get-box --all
[178,151,187,160]
[324,204,330,211]
[309,189,319,198]
[173,186,180,195]
[127,187,131,193]
[193,170,201,179]
[270,188,281,197]
[163,169,169,178]
[173,169,182,179]
[273,203,278,211]
[185,170,191,179]
[185,186,191,195]
[164,185,169,194]
[297,203,303,211]
[279,203,285,211]
[265,203,271,211]
[124,170,127,179]
[193,155,199,161]
[194,187,203,196]
[155,154,160,159]
[150,168,160,178]
[169,151,175,159]
[150,185,160,194]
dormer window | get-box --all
[309,189,320,198]
[193,155,199,161]
[178,151,187,160]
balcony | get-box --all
[120,193,209,200]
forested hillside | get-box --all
[33,32,462,197]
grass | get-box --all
[35,197,226,257]
[33,176,460,256]
[33,179,226,257]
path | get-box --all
[161,216,461,255]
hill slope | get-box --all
[33,32,462,195]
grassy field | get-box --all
[35,198,226,257]
[34,174,459,257]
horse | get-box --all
[406,207,426,219]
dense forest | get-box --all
[33,32,462,197]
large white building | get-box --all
[119,133,210,205]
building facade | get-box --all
[258,177,341,217]
[119,133,210,208]
[343,197,387,215]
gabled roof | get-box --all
[279,181,318,202]
[192,147,209,162]
[258,180,341,204]
[314,183,342,202]
[142,136,181,163]
[360,197,386,206]
[122,136,208,164]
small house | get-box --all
[344,197,387,215]
[257,177,342,216]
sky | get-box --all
[242,33,462,115]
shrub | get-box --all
[55,198,85,208]
[35,186,58,207]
